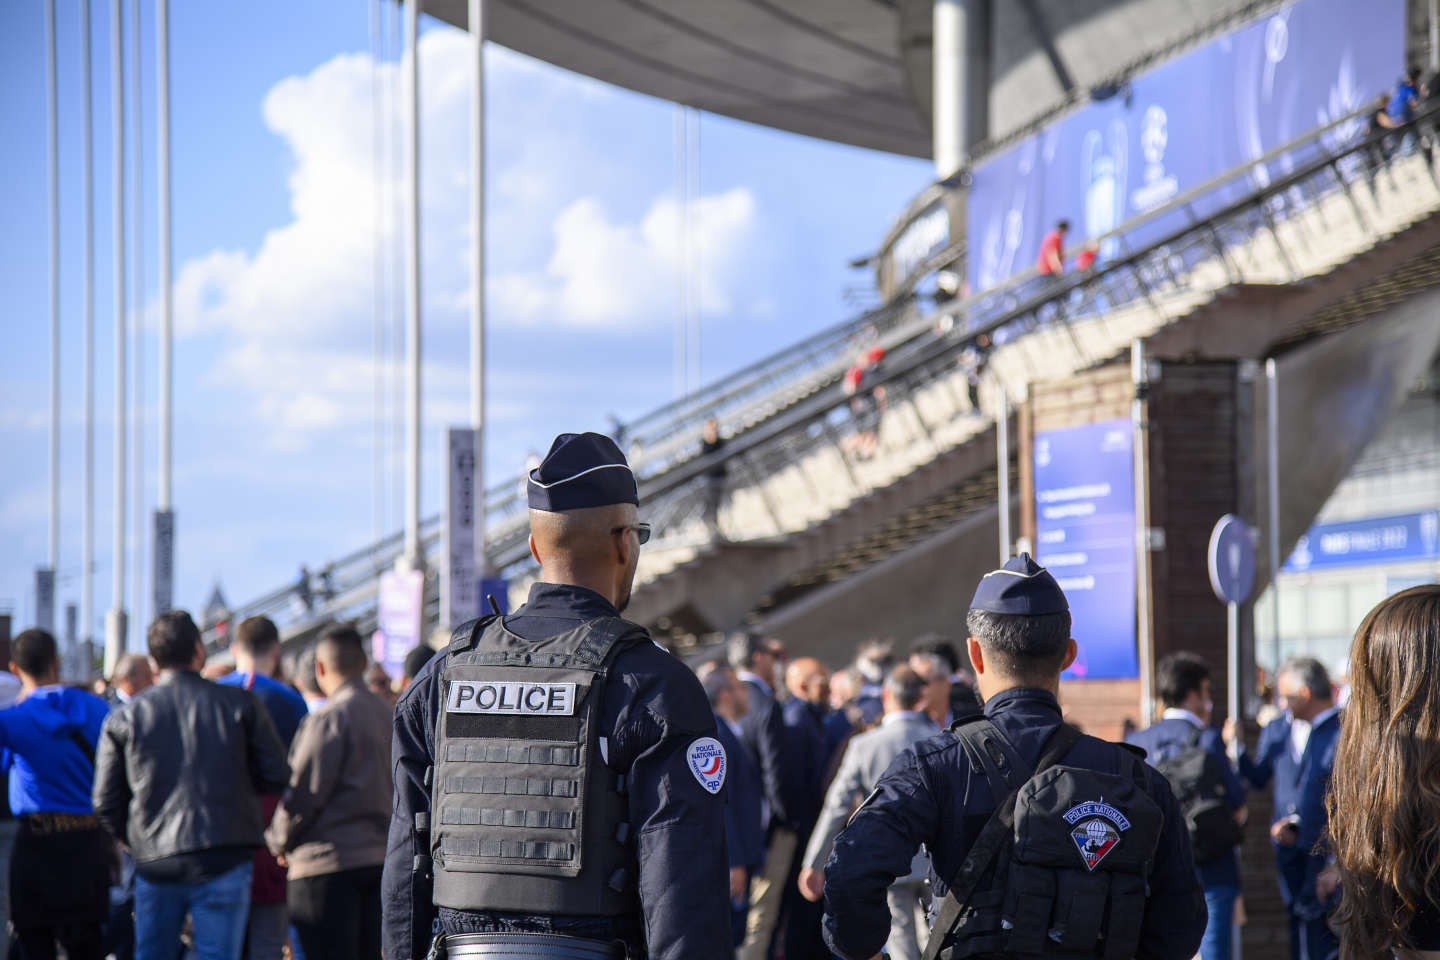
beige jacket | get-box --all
[265,678,393,879]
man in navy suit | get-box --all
[1127,653,1246,960]
[728,633,790,960]
[777,658,833,960]
[1226,657,1341,960]
[699,662,766,948]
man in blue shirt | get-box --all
[1388,67,1421,125]
[0,628,111,959]
[217,615,308,960]
[1127,653,1246,960]
[219,616,307,745]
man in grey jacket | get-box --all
[266,624,393,960]
[797,666,935,960]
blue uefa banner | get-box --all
[1285,510,1440,572]
[1033,419,1136,680]
[968,0,1405,291]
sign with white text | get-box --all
[1034,419,1137,680]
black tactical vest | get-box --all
[430,614,645,917]
[924,719,1164,960]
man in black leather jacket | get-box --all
[93,610,290,960]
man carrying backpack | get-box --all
[821,554,1205,960]
[1127,654,1246,960]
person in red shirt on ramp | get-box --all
[1036,219,1070,277]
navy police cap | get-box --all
[970,553,1069,616]
[527,432,639,512]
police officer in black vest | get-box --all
[381,433,731,960]
[821,555,1206,960]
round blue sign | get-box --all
[1208,514,1256,606]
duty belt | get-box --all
[20,812,101,834]
[437,932,625,960]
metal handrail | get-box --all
[900,97,1383,316]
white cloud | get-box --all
[493,188,756,328]
[171,28,757,443]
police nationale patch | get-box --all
[686,737,726,794]
[1063,800,1129,872]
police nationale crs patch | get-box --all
[447,680,577,715]
[1063,800,1130,872]
[686,737,727,794]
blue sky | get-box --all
[0,1,931,645]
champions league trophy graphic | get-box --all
[1237,10,1299,189]
[1082,120,1128,260]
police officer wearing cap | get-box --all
[821,554,1206,960]
[381,433,731,960]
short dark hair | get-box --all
[1056,219,1071,232]
[1157,652,1210,709]
[884,666,926,711]
[700,662,736,707]
[316,623,368,679]
[1280,656,1331,700]
[233,616,279,656]
[403,644,435,681]
[148,610,202,669]
[12,629,59,678]
[965,608,1070,680]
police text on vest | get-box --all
[447,681,577,715]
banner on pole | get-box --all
[153,510,175,615]
[34,569,56,632]
[444,428,482,627]
[377,568,425,677]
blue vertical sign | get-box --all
[1033,419,1137,680]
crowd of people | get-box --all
[0,611,433,960]
[7,587,1438,960]
[1,432,1438,960]
[695,633,982,960]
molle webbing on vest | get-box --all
[430,615,645,918]
[925,720,1164,960]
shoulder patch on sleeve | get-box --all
[686,736,727,794]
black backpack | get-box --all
[924,719,1164,960]
[1150,728,1242,866]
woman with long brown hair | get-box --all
[1328,584,1440,959]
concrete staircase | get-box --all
[617,149,1440,641]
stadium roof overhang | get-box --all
[421,0,1283,161]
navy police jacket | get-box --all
[1237,709,1341,913]
[1126,715,1246,888]
[380,582,731,960]
[821,688,1206,960]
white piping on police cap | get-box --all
[528,462,634,488]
